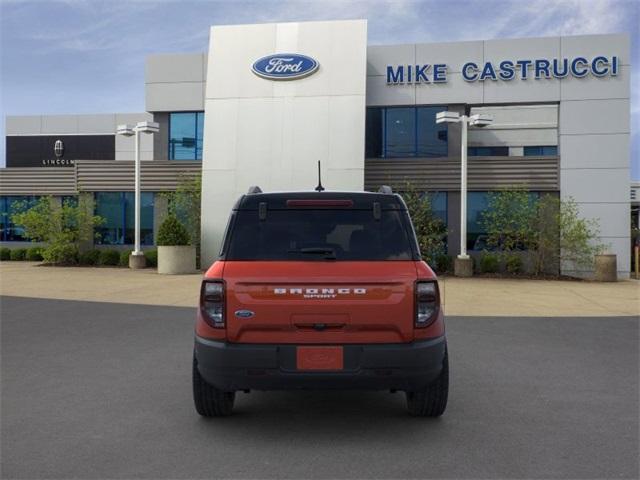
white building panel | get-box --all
[483,36,561,64]
[483,77,561,103]
[414,73,484,105]
[561,65,630,101]
[366,75,415,105]
[5,116,42,134]
[201,20,367,265]
[576,203,631,238]
[146,53,206,83]
[560,99,629,135]
[366,44,415,77]
[415,40,484,73]
[560,134,629,169]
[560,168,629,204]
[560,34,630,65]
[146,82,205,112]
[76,114,116,134]
[41,115,79,134]
[468,128,557,147]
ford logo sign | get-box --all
[234,310,255,319]
[252,53,319,81]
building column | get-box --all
[447,191,461,257]
[77,192,94,253]
[153,194,168,246]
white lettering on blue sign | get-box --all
[252,53,319,80]
[387,55,620,84]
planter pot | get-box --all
[594,254,617,282]
[158,245,196,275]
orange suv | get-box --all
[192,187,448,416]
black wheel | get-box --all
[192,354,235,417]
[406,347,449,417]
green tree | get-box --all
[162,173,201,261]
[10,196,104,265]
[400,185,447,265]
[480,187,536,252]
[557,197,605,271]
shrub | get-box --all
[98,249,120,266]
[479,252,500,273]
[79,249,101,265]
[157,214,190,246]
[10,248,27,261]
[119,250,131,267]
[10,196,104,265]
[0,248,10,261]
[42,244,78,265]
[435,254,452,274]
[26,247,43,261]
[505,253,523,274]
[400,185,447,265]
[144,249,158,268]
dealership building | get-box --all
[0,20,632,277]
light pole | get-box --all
[436,111,492,276]
[116,121,159,269]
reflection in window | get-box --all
[95,192,154,245]
[366,107,448,158]
[524,146,558,156]
[169,112,204,160]
[468,146,509,156]
[0,196,39,241]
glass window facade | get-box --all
[366,107,448,158]
[429,192,447,225]
[524,146,558,156]
[95,192,154,245]
[169,112,204,160]
[0,196,39,241]
[468,146,509,156]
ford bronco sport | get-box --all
[193,187,448,417]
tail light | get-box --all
[415,281,439,328]
[201,280,225,328]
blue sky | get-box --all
[1,0,638,177]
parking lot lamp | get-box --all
[436,111,492,276]
[116,121,159,268]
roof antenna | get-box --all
[315,160,325,192]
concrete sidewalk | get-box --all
[0,262,638,317]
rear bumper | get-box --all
[194,335,446,392]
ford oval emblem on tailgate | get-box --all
[235,310,255,318]
[251,53,319,80]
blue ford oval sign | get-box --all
[234,310,255,319]
[252,53,319,80]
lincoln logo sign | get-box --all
[386,55,620,84]
[252,54,319,80]
[54,139,64,158]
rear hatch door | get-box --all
[224,261,417,344]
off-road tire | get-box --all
[192,354,235,417]
[406,347,449,417]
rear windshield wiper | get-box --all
[287,247,337,259]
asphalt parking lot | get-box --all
[1,296,638,479]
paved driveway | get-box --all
[1,296,638,479]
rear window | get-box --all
[224,209,417,261]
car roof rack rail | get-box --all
[247,186,263,194]
[378,185,393,194]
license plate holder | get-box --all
[296,346,344,371]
